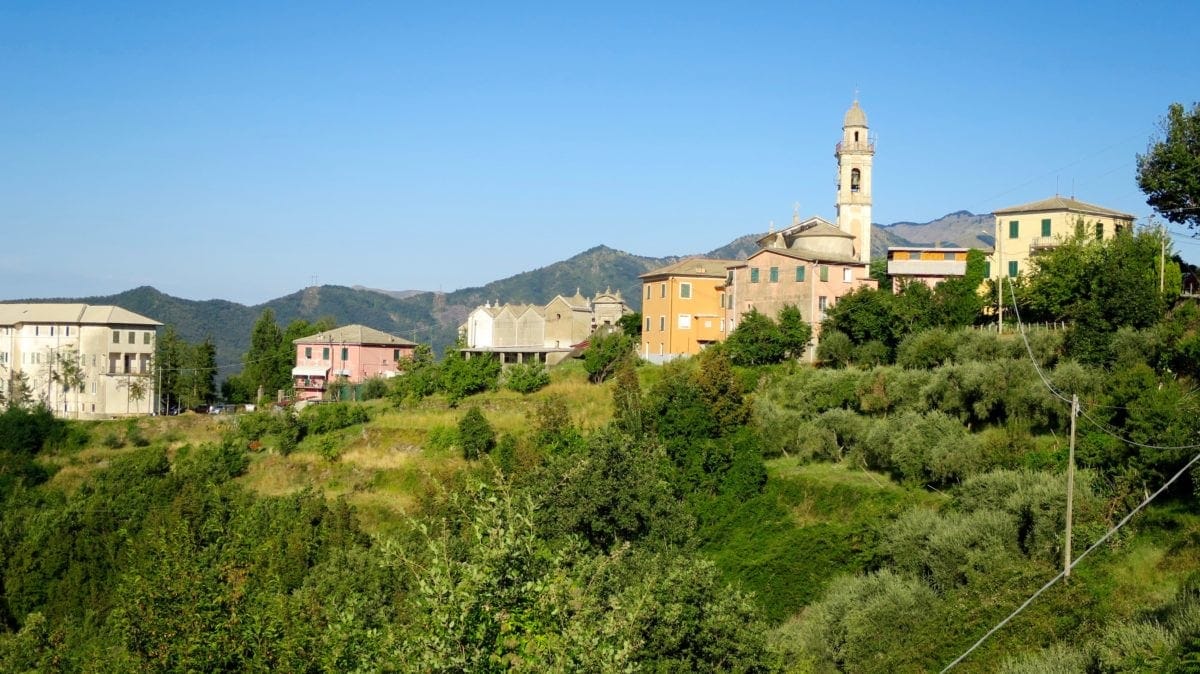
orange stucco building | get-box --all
[639,258,739,362]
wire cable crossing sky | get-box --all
[1,2,1197,304]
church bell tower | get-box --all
[835,99,874,264]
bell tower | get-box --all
[835,99,874,264]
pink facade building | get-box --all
[292,324,417,401]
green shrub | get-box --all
[317,436,342,462]
[816,329,854,367]
[886,508,1019,593]
[457,406,495,460]
[855,339,890,367]
[896,328,957,369]
[502,361,551,394]
[425,425,458,452]
[102,432,125,449]
[583,330,635,383]
[302,402,369,435]
[125,419,150,447]
[360,376,390,401]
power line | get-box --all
[942,278,1200,670]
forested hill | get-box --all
[11,212,992,372]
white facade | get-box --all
[835,100,874,264]
[0,304,161,419]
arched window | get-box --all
[854,131,859,142]
[850,168,861,192]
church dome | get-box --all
[843,100,868,128]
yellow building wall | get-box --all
[988,211,1133,279]
[641,275,727,357]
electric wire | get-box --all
[940,277,1200,670]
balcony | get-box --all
[835,140,875,155]
[1029,237,1059,252]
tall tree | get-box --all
[242,309,285,402]
[1137,102,1200,229]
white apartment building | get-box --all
[0,304,161,419]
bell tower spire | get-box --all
[835,98,874,264]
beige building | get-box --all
[640,258,739,362]
[463,289,629,365]
[989,196,1135,279]
[0,304,161,418]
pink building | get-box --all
[291,324,417,401]
[725,218,877,362]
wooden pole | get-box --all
[1065,394,1078,578]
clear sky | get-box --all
[2,1,1197,304]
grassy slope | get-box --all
[31,363,1200,670]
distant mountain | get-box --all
[351,286,427,300]
[10,211,995,377]
[870,210,995,257]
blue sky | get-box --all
[2,1,1197,304]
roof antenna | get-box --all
[1056,176,1060,197]
[768,219,775,234]
[793,202,801,225]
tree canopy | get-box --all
[1137,102,1200,229]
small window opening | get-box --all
[850,168,861,192]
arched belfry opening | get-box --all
[850,168,861,192]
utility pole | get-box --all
[1160,219,1166,294]
[1064,394,1078,578]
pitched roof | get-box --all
[640,257,742,280]
[992,196,1134,219]
[736,246,865,267]
[844,100,868,128]
[0,303,161,326]
[293,324,417,346]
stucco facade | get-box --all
[640,258,738,361]
[836,100,874,264]
[887,247,975,289]
[292,324,417,401]
[989,196,1135,280]
[0,304,160,419]
[463,290,629,365]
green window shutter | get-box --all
[820,265,829,282]
[796,266,806,282]
[305,347,312,358]
[322,347,329,359]
[1008,261,1018,277]
[983,261,991,277]
[1009,220,1019,238]
[680,283,691,298]
[1041,218,1051,237]
[769,266,779,282]
[750,268,759,283]
[341,347,349,361]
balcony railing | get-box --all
[1029,237,1059,252]
[835,140,875,154]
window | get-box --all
[112,331,120,343]
[983,261,991,277]
[34,326,39,336]
[305,347,312,358]
[719,292,725,308]
[644,317,651,333]
[680,282,692,298]
[341,347,349,361]
[1095,221,1104,240]
[645,285,651,300]
[1115,224,1124,235]
[49,326,54,336]
[769,266,779,283]
[1009,220,1019,239]
[143,332,151,345]
[678,315,691,329]
[660,283,666,298]
[750,268,760,283]
[1041,218,1051,237]
[394,349,401,361]
[818,296,828,317]
[850,168,861,192]
[659,316,665,331]
[943,252,956,261]
[843,267,853,282]
[127,331,135,344]
[820,265,829,282]
[322,347,330,359]
[1008,261,1018,277]
[796,266,806,282]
